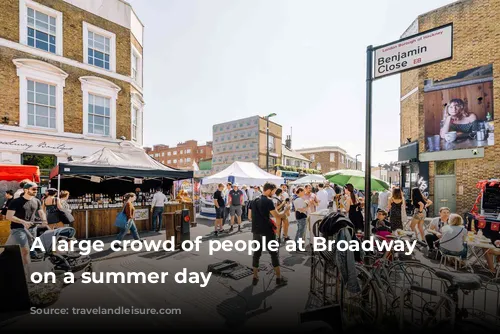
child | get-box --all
[371,209,391,237]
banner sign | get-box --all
[373,24,453,79]
[134,209,149,221]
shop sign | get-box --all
[134,178,143,184]
[0,139,74,153]
[373,24,453,79]
[90,176,101,183]
[134,209,149,221]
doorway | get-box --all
[434,161,456,215]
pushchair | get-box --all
[28,224,93,273]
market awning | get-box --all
[49,141,193,181]
[0,164,40,183]
[202,161,284,186]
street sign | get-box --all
[373,23,453,79]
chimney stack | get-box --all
[285,135,292,149]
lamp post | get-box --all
[355,154,361,171]
[265,113,277,172]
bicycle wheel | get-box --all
[340,263,383,328]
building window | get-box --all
[20,0,63,55]
[267,135,275,152]
[131,45,142,86]
[341,155,344,163]
[155,153,159,158]
[180,150,183,154]
[173,151,177,155]
[83,22,116,71]
[179,158,183,163]
[27,80,56,129]
[131,105,139,141]
[310,154,315,161]
[87,94,110,136]
[436,160,455,175]
[167,160,171,164]
[317,163,322,170]
[330,153,335,162]
[14,59,68,133]
[173,159,177,163]
[186,158,191,163]
[200,149,204,153]
[186,149,191,154]
[167,152,171,156]
[80,76,120,138]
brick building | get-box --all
[295,146,362,173]
[0,0,144,185]
[212,116,282,173]
[398,0,500,216]
[145,140,213,169]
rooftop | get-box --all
[282,145,310,162]
[295,146,347,154]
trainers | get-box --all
[252,277,259,286]
[229,226,234,232]
[276,276,288,287]
[214,231,218,237]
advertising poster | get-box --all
[424,64,494,152]
[174,179,193,198]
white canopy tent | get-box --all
[289,174,326,185]
[202,161,284,186]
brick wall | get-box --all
[0,46,132,139]
[0,0,132,77]
[400,0,500,214]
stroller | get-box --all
[28,224,93,273]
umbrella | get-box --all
[289,174,326,185]
[324,169,389,191]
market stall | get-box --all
[48,141,193,239]
[199,161,284,219]
[0,165,40,244]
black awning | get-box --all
[398,141,419,162]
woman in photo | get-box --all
[440,98,478,138]
[115,192,143,246]
[387,187,405,232]
[439,214,467,260]
[410,187,432,241]
[42,188,64,228]
[344,184,364,232]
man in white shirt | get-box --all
[316,183,329,211]
[151,187,167,232]
[280,184,290,200]
[378,190,390,212]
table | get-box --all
[467,236,496,271]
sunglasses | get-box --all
[30,187,38,191]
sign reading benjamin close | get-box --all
[373,24,453,79]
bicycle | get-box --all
[396,270,497,332]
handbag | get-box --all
[114,208,128,229]
[58,209,74,225]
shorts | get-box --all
[6,228,30,248]
[413,209,427,220]
[215,207,224,219]
[230,205,242,217]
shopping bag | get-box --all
[114,212,128,229]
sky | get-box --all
[130,0,456,167]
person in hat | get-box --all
[228,183,244,232]
[6,182,48,265]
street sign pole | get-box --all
[364,45,373,238]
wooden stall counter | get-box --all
[0,220,10,245]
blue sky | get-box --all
[130,0,456,166]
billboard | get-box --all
[374,24,453,79]
[423,64,494,152]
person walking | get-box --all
[272,188,291,242]
[344,184,364,232]
[410,187,433,241]
[249,182,288,287]
[5,182,47,265]
[378,189,390,212]
[42,188,65,229]
[151,187,167,232]
[387,188,405,231]
[213,184,225,236]
[228,184,244,232]
[223,182,232,227]
[115,193,143,247]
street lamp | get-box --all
[265,113,277,172]
[355,154,361,171]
